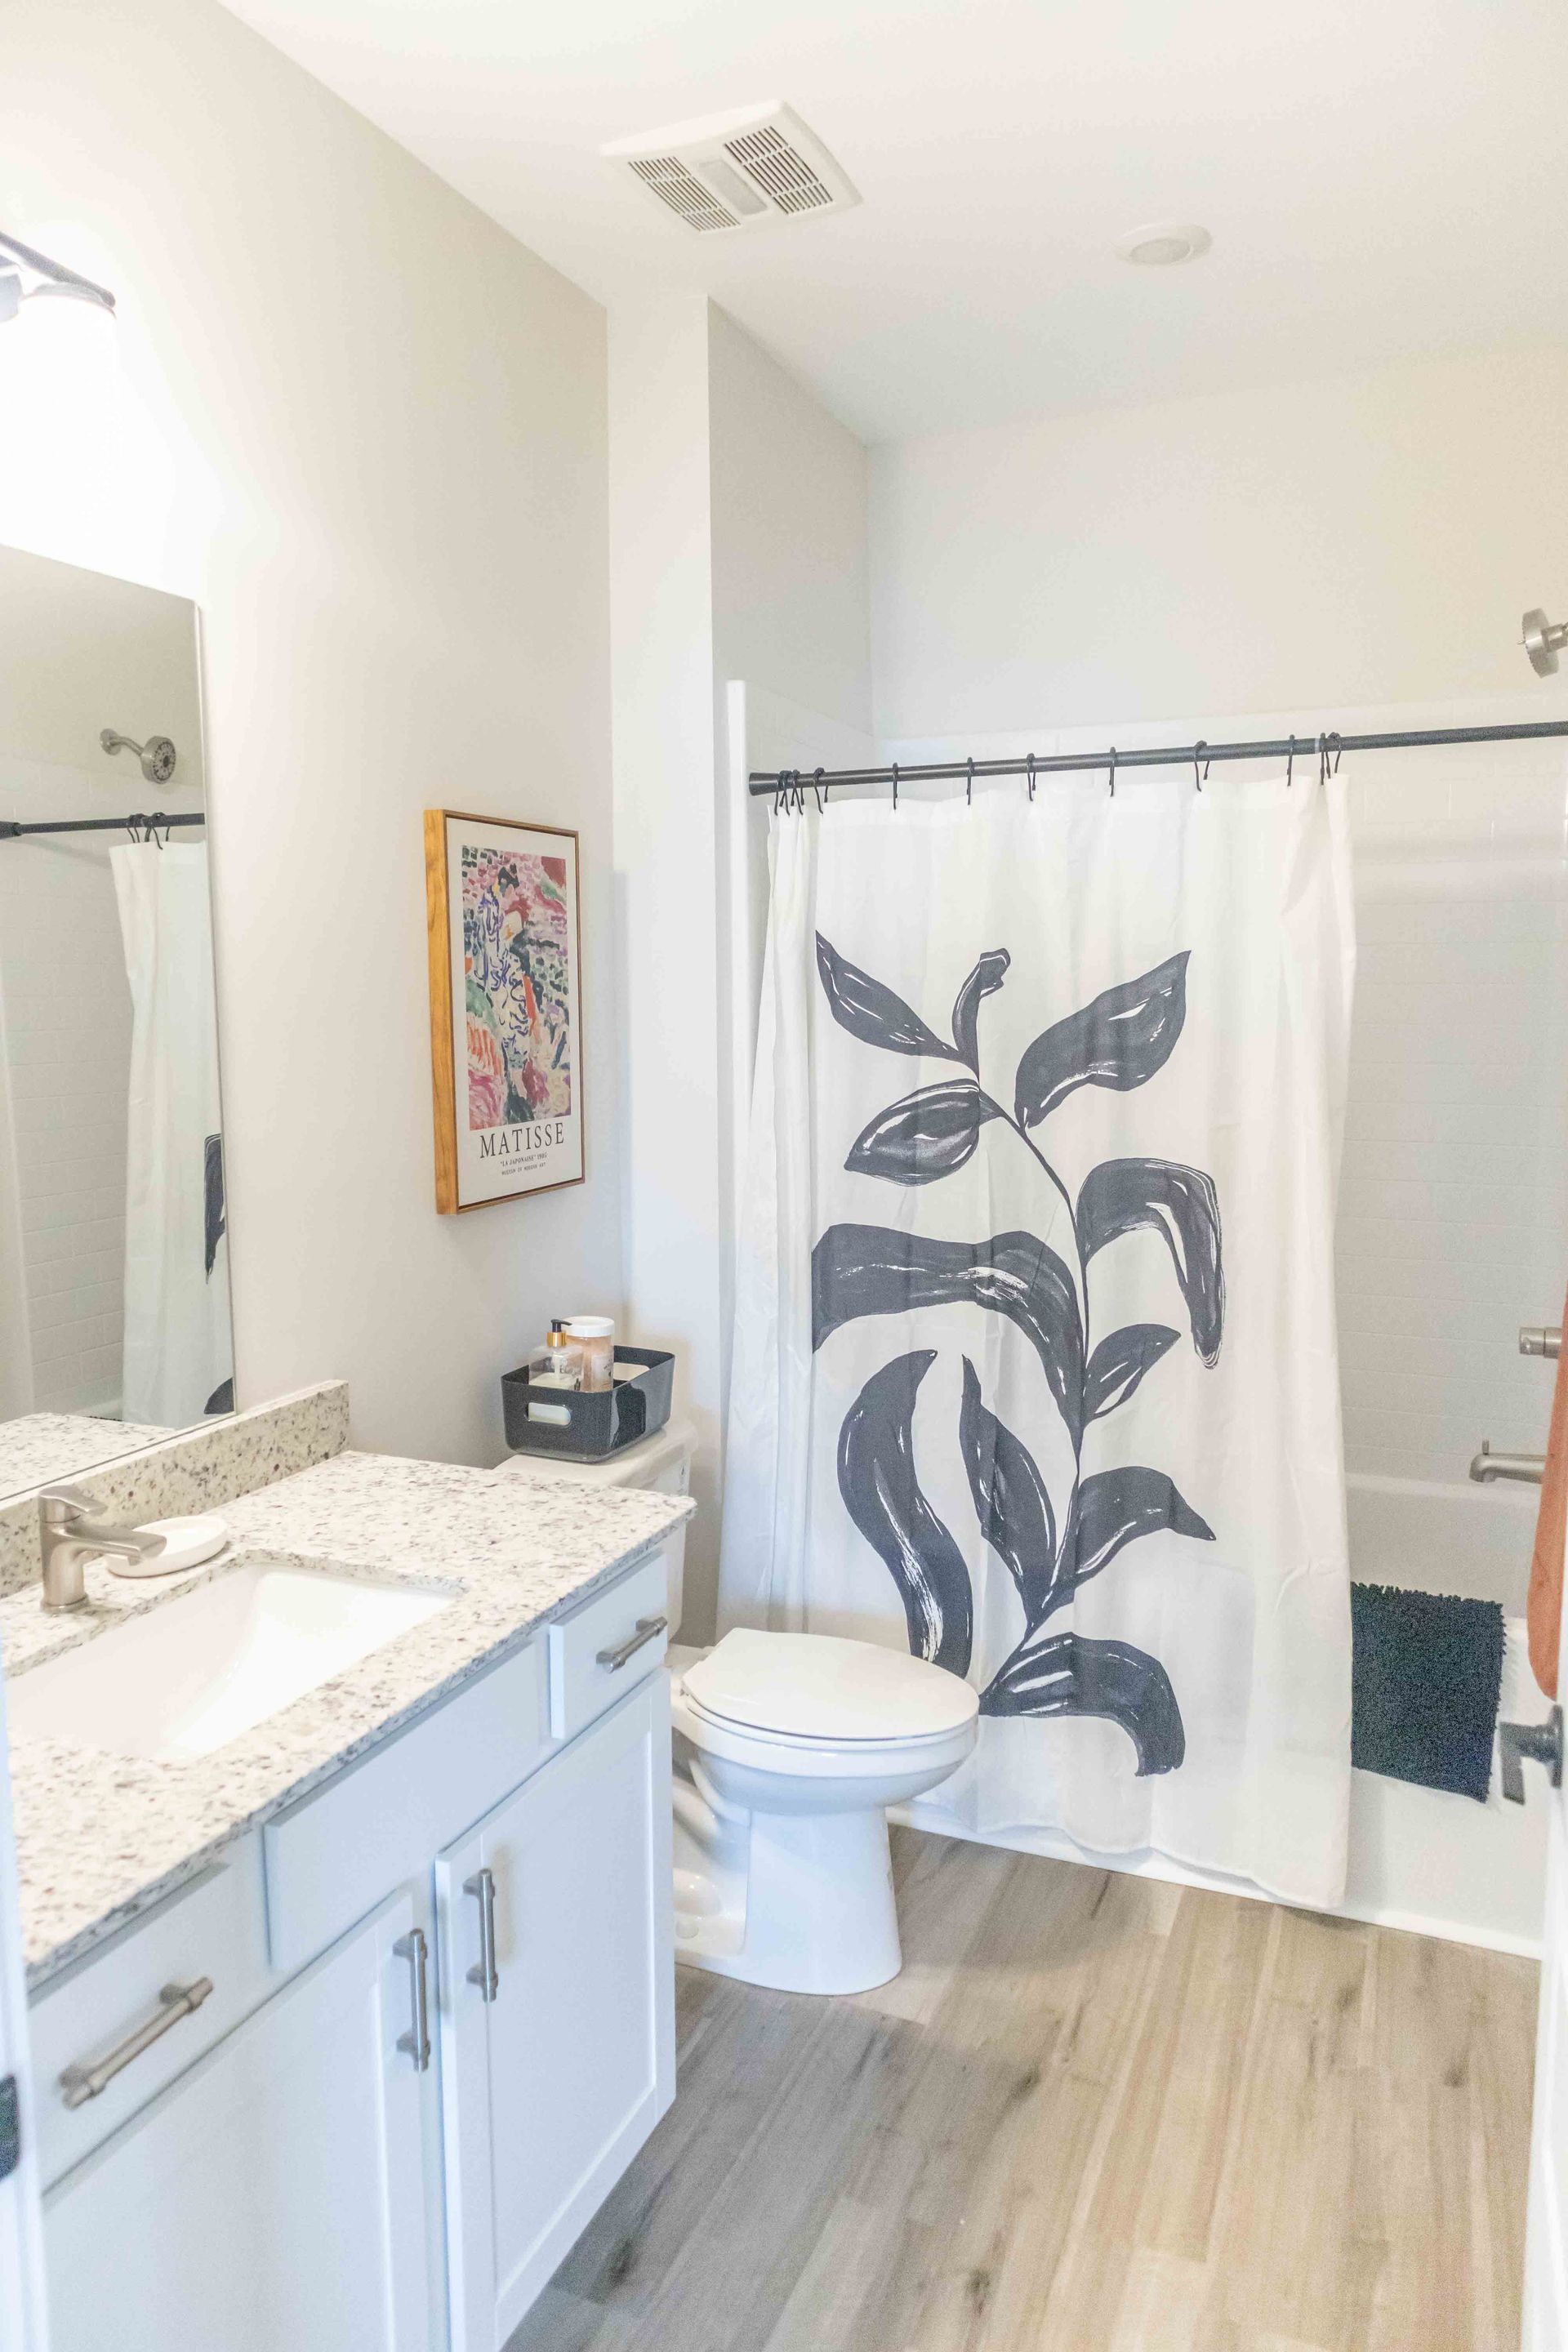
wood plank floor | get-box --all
[510,1829,1540,2352]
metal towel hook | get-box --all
[101,728,176,786]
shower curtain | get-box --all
[111,843,232,1427]
[719,773,1356,1908]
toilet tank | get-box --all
[489,1419,697,1634]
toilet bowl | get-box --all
[489,1423,978,1995]
[670,1628,977,1993]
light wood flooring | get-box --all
[511,1829,1539,2352]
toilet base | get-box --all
[672,1781,902,1996]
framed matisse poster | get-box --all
[424,810,584,1212]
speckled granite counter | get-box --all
[0,1414,172,1503]
[2,1448,693,1984]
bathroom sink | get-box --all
[6,1561,451,1762]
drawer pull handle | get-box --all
[394,1928,431,2072]
[596,1615,668,1673]
[465,1868,499,2002]
[59,1976,214,2110]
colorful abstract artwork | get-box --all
[461,846,572,1130]
[426,811,583,1212]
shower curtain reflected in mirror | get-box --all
[720,774,1356,1906]
[110,842,232,1428]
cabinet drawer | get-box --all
[264,1635,548,1976]
[29,1834,272,2189]
[546,1550,669,1741]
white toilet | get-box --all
[491,1420,978,1995]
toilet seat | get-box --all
[681,1628,978,1746]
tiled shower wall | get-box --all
[1337,740,1568,1483]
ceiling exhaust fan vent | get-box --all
[604,103,859,234]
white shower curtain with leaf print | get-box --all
[719,774,1356,1909]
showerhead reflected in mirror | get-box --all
[0,545,234,1500]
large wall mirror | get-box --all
[0,546,233,1500]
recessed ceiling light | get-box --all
[1116,223,1212,267]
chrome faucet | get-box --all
[38,1486,166,1612]
[1468,1441,1547,1488]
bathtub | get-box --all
[899,1472,1552,1956]
[1342,1470,1549,1958]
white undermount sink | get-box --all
[7,1561,452,1762]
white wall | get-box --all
[871,345,1568,738]
[869,345,1568,1498]
[609,300,869,1639]
[0,0,618,1466]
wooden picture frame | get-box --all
[424,810,585,1214]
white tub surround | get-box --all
[0,1381,350,1597]
[5,1447,691,1982]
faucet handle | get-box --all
[38,1484,99,1521]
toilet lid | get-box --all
[682,1629,979,1744]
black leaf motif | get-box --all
[1083,1324,1179,1421]
[813,1223,1085,1434]
[817,934,960,1061]
[1056,1466,1214,1604]
[979,1630,1186,1775]
[837,1351,973,1676]
[951,950,1010,1071]
[1076,1158,1224,1365]
[845,1081,1004,1187]
[1013,951,1189,1130]
[957,1358,1055,1625]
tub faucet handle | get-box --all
[1500,1708,1563,1805]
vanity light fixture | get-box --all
[0,227,116,325]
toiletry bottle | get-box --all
[566,1316,615,1393]
[535,1319,581,1390]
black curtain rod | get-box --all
[0,813,206,840]
[747,719,1568,796]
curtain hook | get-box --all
[1026,751,1036,802]
[1107,746,1117,800]
[1329,731,1343,776]
[149,810,167,847]
[1286,734,1296,790]
[813,765,826,813]
[891,760,899,811]
[1192,740,1208,794]
[965,755,974,808]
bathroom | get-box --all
[2,1,1567,2345]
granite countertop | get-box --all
[0,1413,174,1506]
[2,1449,693,1984]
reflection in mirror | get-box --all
[0,546,234,1499]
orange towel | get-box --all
[1528,1290,1568,1699]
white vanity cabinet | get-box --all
[29,1546,675,2352]
[42,1891,432,2352]
[436,1672,675,2351]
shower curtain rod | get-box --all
[0,813,205,840]
[747,718,1568,797]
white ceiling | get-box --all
[221,0,1568,443]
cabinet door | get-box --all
[437,1675,674,2351]
[43,1891,434,2352]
